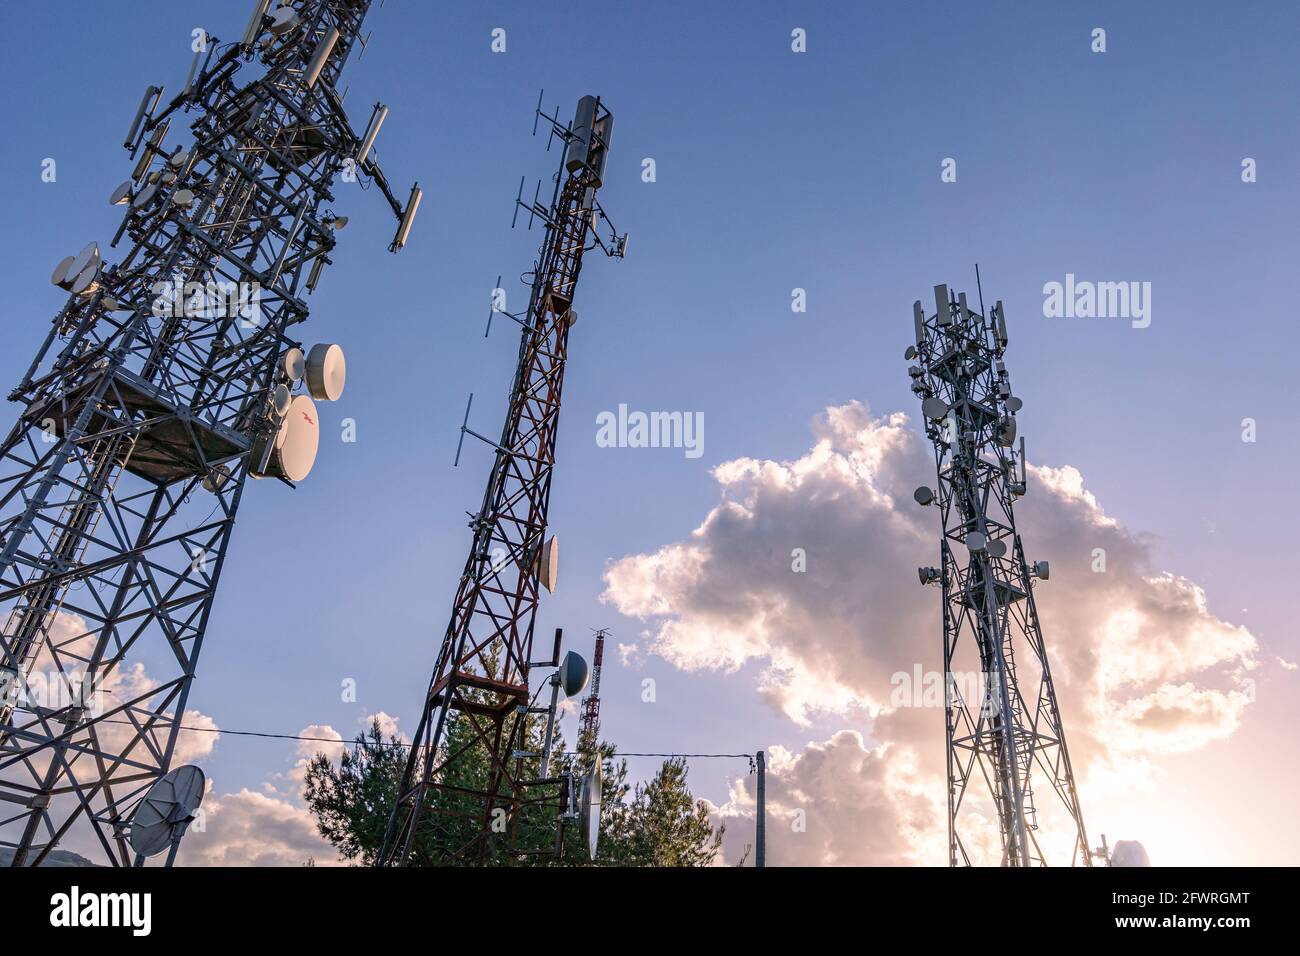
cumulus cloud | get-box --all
[710,730,945,867]
[602,402,1261,864]
[178,787,335,867]
[10,613,391,867]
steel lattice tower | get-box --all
[907,283,1090,867]
[379,96,623,866]
[0,0,419,866]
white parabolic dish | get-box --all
[269,394,320,482]
[306,343,346,401]
[128,764,206,858]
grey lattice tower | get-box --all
[379,95,624,866]
[907,283,1090,866]
[0,0,420,866]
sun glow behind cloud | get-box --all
[603,402,1270,866]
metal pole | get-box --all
[755,750,766,868]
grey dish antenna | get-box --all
[559,650,589,697]
[128,764,206,857]
[579,760,602,861]
[922,396,948,421]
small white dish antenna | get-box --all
[51,255,76,289]
[109,180,133,205]
[986,538,1007,559]
[271,383,292,417]
[69,242,98,280]
[579,761,602,861]
[281,347,305,383]
[1032,560,1050,580]
[536,535,559,592]
[172,188,195,208]
[168,148,190,169]
[1110,840,1150,867]
[133,182,159,209]
[966,531,987,552]
[1005,396,1023,413]
[330,215,349,230]
[904,346,918,360]
[70,264,101,297]
[559,650,589,697]
[305,343,346,401]
[913,486,935,506]
[128,764,206,858]
[922,396,948,421]
[270,6,300,35]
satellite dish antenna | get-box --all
[133,182,159,209]
[1110,840,1150,867]
[986,538,1007,558]
[997,415,1017,447]
[69,242,98,281]
[913,486,935,506]
[70,252,102,296]
[253,394,320,482]
[109,180,133,205]
[579,760,602,861]
[330,215,349,230]
[128,764,206,858]
[559,650,589,697]
[172,188,195,208]
[922,396,948,421]
[51,255,76,289]
[305,343,346,401]
[904,345,918,360]
[535,535,559,592]
[270,6,301,35]
[168,148,190,169]
[281,347,305,383]
[271,383,292,417]
[966,531,987,552]
[1005,396,1023,413]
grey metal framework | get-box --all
[379,95,624,865]
[907,283,1090,867]
[0,0,417,866]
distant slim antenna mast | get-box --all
[378,93,626,867]
[906,283,1090,866]
[0,0,418,867]
[578,628,608,753]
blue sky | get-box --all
[2,1,1297,864]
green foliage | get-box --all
[303,722,723,867]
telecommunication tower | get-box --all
[0,0,420,866]
[378,94,625,866]
[906,281,1090,867]
[578,628,607,752]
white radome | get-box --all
[260,394,320,482]
[305,343,346,401]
